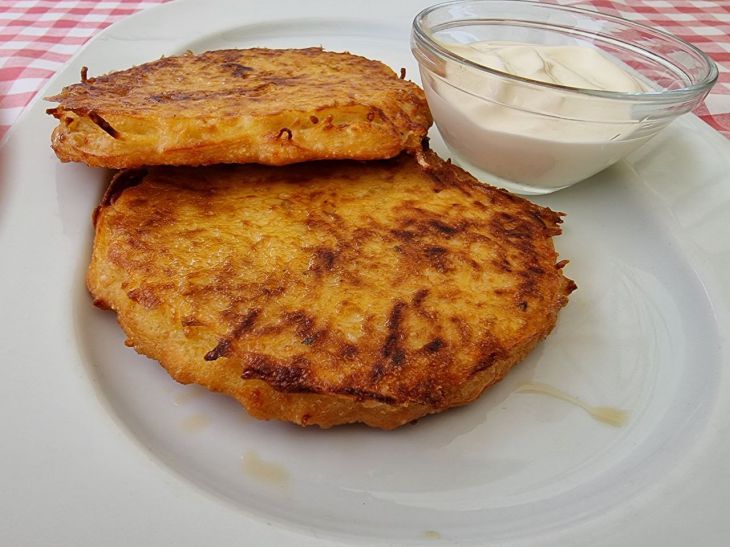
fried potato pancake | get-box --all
[46,48,432,168]
[88,151,575,429]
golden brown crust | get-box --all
[46,48,432,168]
[87,151,575,429]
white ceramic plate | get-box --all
[2,1,729,545]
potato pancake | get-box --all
[88,151,575,429]
[46,48,432,168]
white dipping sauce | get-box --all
[424,41,654,193]
[450,41,647,93]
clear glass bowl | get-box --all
[411,0,718,194]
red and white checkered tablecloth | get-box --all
[1,0,729,141]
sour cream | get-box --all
[423,41,655,193]
[448,41,647,94]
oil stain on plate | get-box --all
[241,450,289,488]
[181,413,211,432]
[516,382,628,427]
